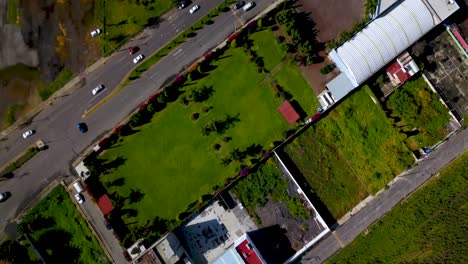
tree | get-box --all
[0,240,30,264]
[231,39,238,48]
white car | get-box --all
[22,130,34,139]
[189,5,200,14]
[90,29,102,37]
[133,54,144,64]
[92,84,105,95]
[74,193,84,204]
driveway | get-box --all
[298,127,468,263]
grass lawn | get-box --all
[99,29,317,230]
[95,0,174,54]
[284,86,413,218]
[329,152,468,263]
[20,186,108,264]
[251,29,286,70]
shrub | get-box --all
[192,112,199,120]
[320,64,336,75]
[213,143,221,151]
[231,39,238,48]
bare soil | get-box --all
[295,0,365,43]
[292,0,365,94]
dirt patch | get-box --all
[296,0,365,43]
[21,0,100,79]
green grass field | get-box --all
[329,152,468,263]
[285,86,413,218]
[99,30,318,229]
[20,186,108,264]
[95,0,174,54]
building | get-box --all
[386,51,420,86]
[324,0,460,105]
[213,234,267,264]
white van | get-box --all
[73,181,84,193]
[243,1,255,11]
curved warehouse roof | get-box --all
[334,0,435,86]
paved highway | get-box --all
[0,0,276,257]
[298,128,468,264]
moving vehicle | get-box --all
[233,1,245,10]
[90,29,102,37]
[129,47,139,55]
[74,193,84,204]
[133,54,144,64]
[22,130,35,139]
[92,84,105,95]
[189,5,200,14]
[0,192,10,203]
[77,123,88,133]
[243,1,255,11]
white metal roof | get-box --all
[333,0,435,86]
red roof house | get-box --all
[387,51,419,86]
[278,101,300,125]
[97,194,114,215]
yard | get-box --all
[284,86,413,219]
[95,0,174,54]
[97,28,319,240]
[329,152,468,263]
[18,186,108,264]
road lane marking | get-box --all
[172,49,183,56]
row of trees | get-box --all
[274,5,320,65]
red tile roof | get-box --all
[387,61,411,84]
[97,194,114,215]
[236,240,263,264]
[278,101,300,125]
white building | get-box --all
[325,0,459,103]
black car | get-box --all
[77,123,88,133]
[233,1,245,10]
[178,0,190,9]
[0,192,10,203]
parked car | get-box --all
[189,5,200,14]
[104,219,112,230]
[0,192,10,203]
[22,130,35,139]
[243,1,255,11]
[133,54,144,64]
[90,29,102,37]
[77,123,88,133]
[74,193,84,204]
[233,1,245,10]
[178,0,190,9]
[129,46,139,55]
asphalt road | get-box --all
[0,0,275,256]
[298,128,468,264]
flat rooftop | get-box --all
[423,0,460,23]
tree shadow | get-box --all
[26,216,56,232]
[110,178,125,187]
[145,17,162,28]
[109,34,126,43]
[37,229,81,263]
[103,156,126,172]
[127,189,145,204]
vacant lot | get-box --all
[284,86,413,219]
[19,185,108,264]
[387,76,451,150]
[96,0,173,54]
[329,152,468,263]
[98,29,318,232]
